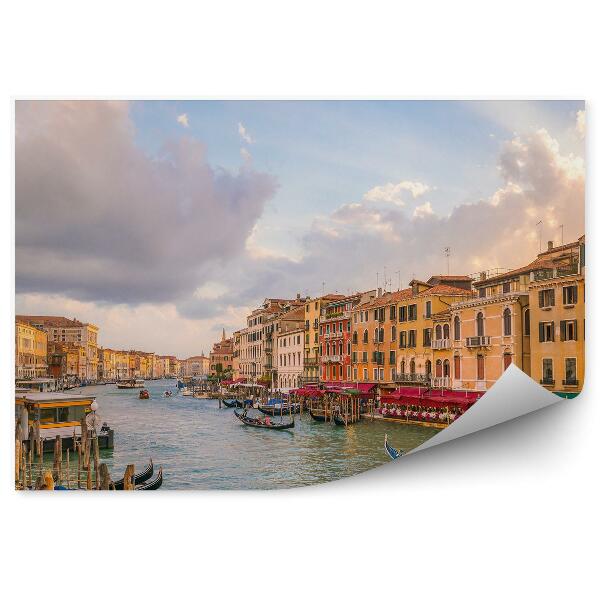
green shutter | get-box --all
[573,320,578,341]
[560,320,566,341]
[539,322,544,342]
[538,291,544,307]
[551,321,555,341]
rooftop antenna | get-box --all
[383,266,387,292]
[443,247,451,275]
[536,220,543,252]
[322,281,325,296]
[395,270,401,291]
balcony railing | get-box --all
[465,336,491,348]
[540,378,555,386]
[432,339,451,350]
[299,376,320,385]
[562,379,579,387]
[431,376,451,388]
[394,373,430,384]
[321,354,342,363]
[320,311,350,322]
[323,331,343,339]
[304,357,319,366]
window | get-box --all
[379,368,384,380]
[425,301,432,318]
[408,304,417,321]
[454,355,461,380]
[503,353,512,370]
[363,329,368,343]
[503,308,512,336]
[524,309,530,336]
[560,320,578,341]
[454,316,461,340]
[362,351,368,362]
[539,321,555,342]
[353,368,358,380]
[423,328,432,347]
[478,287,486,298]
[435,324,442,340]
[352,331,358,344]
[391,325,397,342]
[399,331,407,348]
[476,312,484,337]
[399,306,407,322]
[408,330,416,348]
[409,359,416,374]
[378,328,384,343]
[400,360,405,374]
[565,358,577,384]
[443,359,450,378]
[542,358,554,383]
[502,281,511,294]
[477,354,485,380]
[425,360,431,376]
[373,368,379,381]
[347,342,351,355]
[389,305,397,320]
[443,324,450,339]
[389,350,396,365]
[435,359,442,377]
[563,285,577,305]
[539,289,555,308]
[363,368,368,380]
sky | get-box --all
[15,100,585,357]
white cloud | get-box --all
[177,113,189,127]
[238,122,253,144]
[413,201,434,218]
[240,147,251,162]
[363,180,430,206]
[576,109,585,138]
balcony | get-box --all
[321,354,342,363]
[562,379,579,387]
[432,339,451,350]
[304,357,319,366]
[300,376,320,385]
[540,378,555,386]
[323,331,343,339]
[431,376,451,389]
[394,373,430,384]
[320,310,350,322]
[465,336,491,348]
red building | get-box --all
[320,291,375,383]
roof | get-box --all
[418,284,475,298]
[16,315,95,328]
[473,257,552,287]
[15,392,96,403]
[427,275,473,282]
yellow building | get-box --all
[302,294,344,385]
[529,237,585,396]
[351,277,473,385]
[16,321,39,378]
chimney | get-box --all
[296,293,300,299]
[547,240,554,251]
[377,287,382,298]
[479,271,487,281]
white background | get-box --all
[0,2,597,599]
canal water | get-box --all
[74,379,439,490]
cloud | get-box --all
[576,109,585,138]
[363,180,430,206]
[240,147,251,162]
[15,101,276,305]
[238,122,253,144]
[413,201,434,218]
[177,113,189,127]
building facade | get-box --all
[16,320,48,378]
[209,329,233,378]
[276,325,304,390]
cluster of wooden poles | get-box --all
[15,416,136,491]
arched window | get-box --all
[443,324,450,339]
[379,328,384,343]
[454,316,461,340]
[443,359,450,378]
[503,353,512,370]
[477,354,485,380]
[425,360,432,375]
[400,360,405,374]
[373,327,378,343]
[476,312,484,337]
[524,308,530,336]
[352,331,358,344]
[410,359,416,374]
[391,325,397,342]
[503,308,512,336]
[435,359,442,377]
[435,324,442,340]
[363,329,368,343]
[454,354,461,379]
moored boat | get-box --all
[257,402,300,416]
[112,459,154,489]
[308,409,327,422]
[234,409,294,430]
[136,467,163,490]
[139,389,150,399]
[181,387,193,396]
[384,434,404,460]
[222,398,242,408]
[117,378,145,389]
[333,413,355,426]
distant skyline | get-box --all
[15,100,585,355]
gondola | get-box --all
[222,398,242,408]
[384,434,404,460]
[308,409,326,422]
[257,403,301,416]
[333,413,352,426]
[234,409,294,430]
[136,467,163,490]
[112,459,154,490]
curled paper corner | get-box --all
[408,364,566,455]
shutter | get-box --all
[562,287,567,305]
[560,320,566,341]
[538,291,544,307]
[539,322,544,342]
[573,320,578,341]
[551,321,555,341]
[573,286,578,304]
[549,288,555,306]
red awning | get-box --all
[381,389,481,408]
